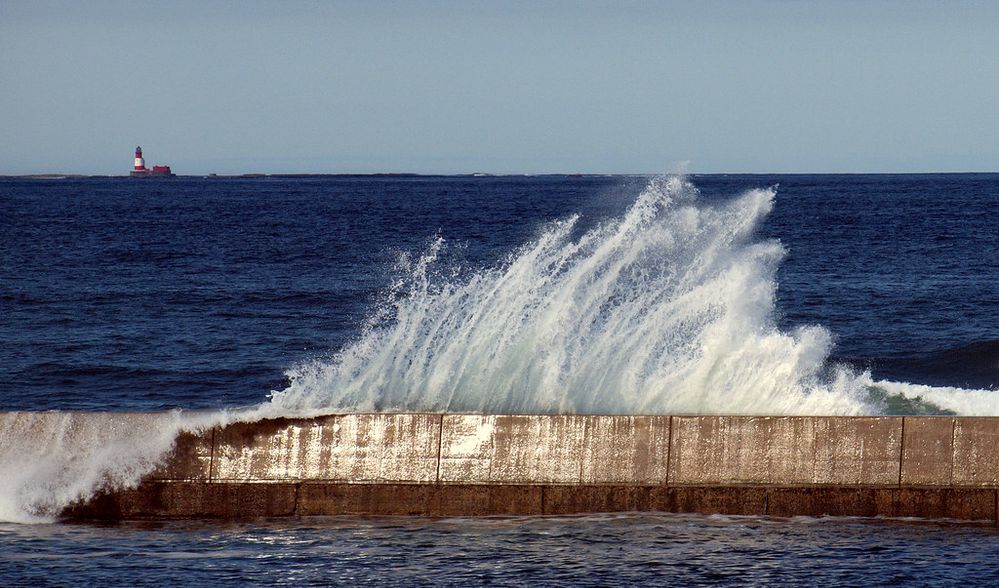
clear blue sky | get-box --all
[2,1,997,174]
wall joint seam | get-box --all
[435,414,444,484]
[994,489,997,527]
[665,416,673,486]
[209,427,217,484]
[293,482,302,516]
[897,417,905,487]
[949,418,957,485]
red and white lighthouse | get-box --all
[130,145,174,176]
[134,146,147,172]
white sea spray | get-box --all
[269,176,874,416]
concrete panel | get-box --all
[439,415,671,484]
[543,485,654,514]
[953,418,999,486]
[211,414,441,483]
[581,416,671,484]
[669,416,902,486]
[767,487,894,518]
[900,417,954,486]
[439,415,588,484]
[297,483,436,516]
[434,485,543,516]
[485,415,587,483]
[653,486,768,516]
[437,414,496,482]
[894,488,996,521]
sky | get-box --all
[1,0,998,175]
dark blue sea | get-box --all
[1,174,997,584]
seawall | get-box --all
[36,413,999,522]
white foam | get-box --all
[0,410,229,523]
[267,175,876,416]
[865,377,999,416]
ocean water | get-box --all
[3,514,999,586]
[3,174,995,413]
[1,174,997,580]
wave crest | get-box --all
[268,176,874,416]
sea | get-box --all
[1,173,997,585]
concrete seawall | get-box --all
[47,413,999,522]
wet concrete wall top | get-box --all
[133,414,998,488]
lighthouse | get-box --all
[133,146,147,172]
[130,146,174,177]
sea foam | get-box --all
[268,175,873,416]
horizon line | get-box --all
[0,171,999,180]
[4,170,999,179]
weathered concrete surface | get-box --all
[767,487,895,518]
[209,414,441,483]
[297,483,439,516]
[669,416,903,486]
[64,482,299,520]
[900,417,954,485]
[65,482,999,522]
[20,413,999,522]
[434,485,544,517]
[438,415,671,484]
[953,418,999,486]
[297,483,545,517]
[896,418,999,489]
[660,486,770,516]
[150,430,214,481]
[536,485,770,516]
[894,488,996,521]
